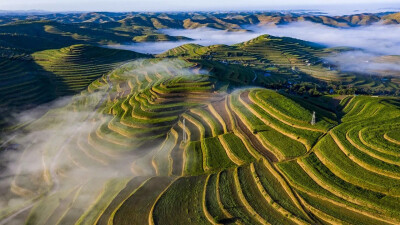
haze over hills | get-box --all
[0,8,400,225]
[2,11,400,27]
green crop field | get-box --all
[158,34,400,95]
[32,44,146,95]
[2,57,398,225]
[1,11,400,225]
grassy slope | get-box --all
[1,42,400,225]
[0,44,147,134]
[32,44,147,95]
[158,34,400,94]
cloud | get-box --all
[0,59,207,224]
[114,22,400,76]
[0,92,121,223]
[161,28,263,46]
[325,51,400,75]
[108,27,264,54]
[246,22,400,76]
[249,22,400,55]
[108,41,190,55]
[111,22,400,56]
[118,58,205,76]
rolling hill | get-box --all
[1,58,399,225]
[1,11,400,28]
[32,44,147,95]
[159,34,400,95]
[0,44,147,131]
[1,10,400,225]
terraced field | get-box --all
[0,43,140,115]
[1,58,400,225]
[159,35,338,83]
[0,57,55,111]
[32,44,146,95]
[158,35,400,94]
[0,44,146,132]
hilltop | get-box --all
[159,34,400,95]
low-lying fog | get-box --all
[107,28,264,54]
[109,21,400,75]
[252,22,400,75]
[251,22,400,55]
[0,59,211,224]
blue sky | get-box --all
[0,0,399,12]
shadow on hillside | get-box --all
[283,93,343,125]
[217,217,240,224]
[382,98,400,109]
[0,59,61,131]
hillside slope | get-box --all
[0,44,147,131]
[159,34,400,95]
[1,59,399,225]
[32,44,147,95]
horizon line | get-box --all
[1,3,400,14]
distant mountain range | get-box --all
[1,11,400,28]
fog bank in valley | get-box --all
[0,59,206,224]
[251,22,400,75]
[108,27,264,54]
[110,22,400,76]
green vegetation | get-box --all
[1,11,400,224]
[2,56,400,225]
[201,137,235,171]
[152,176,210,224]
[0,57,55,112]
[133,34,190,42]
[159,34,400,96]
[32,44,146,95]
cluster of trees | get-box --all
[261,78,400,97]
[0,49,32,60]
[263,81,360,97]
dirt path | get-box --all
[212,97,232,132]
[230,101,279,162]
